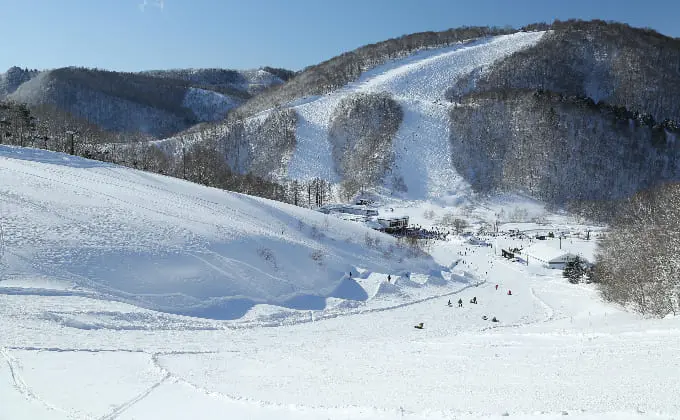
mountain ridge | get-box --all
[0,65,289,137]
[153,20,680,215]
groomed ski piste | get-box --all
[2,146,680,419]
[1,32,680,419]
[286,30,546,199]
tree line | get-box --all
[467,19,680,123]
[594,182,680,317]
[0,100,334,208]
[449,89,680,211]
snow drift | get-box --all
[0,145,444,319]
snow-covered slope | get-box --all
[0,145,445,320]
[283,31,546,199]
[181,87,240,121]
[2,203,679,419]
[2,146,679,418]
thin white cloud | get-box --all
[139,0,164,12]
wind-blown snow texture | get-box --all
[286,32,546,199]
[0,145,443,320]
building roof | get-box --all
[521,243,578,263]
[377,215,409,221]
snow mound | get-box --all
[0,145,444,319]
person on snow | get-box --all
[349,271,352,278]
[507,290,512,296]
[482,315,488,320]
[447,299,452,307]
[414,322,424,329]
[491,317,499,323]
[388,274,391,283]
[470,296,477,304]
[495,284,499,290]
[457,298,463,307]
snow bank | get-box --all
[0,145,444,319]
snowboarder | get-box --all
[507,290,512,296]
[457,298,463,308]
[414,322,424,329]
[387,274,391,283]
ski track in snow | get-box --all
[1,348,69,415]
[478,258,558,332]
[97,356,170,420]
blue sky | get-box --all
[1,0,678,72]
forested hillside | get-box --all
[236,26,516,117]
[9,69,197,137]
[449,89,680,203]
[328,92,403,197]
[142,67,291,97]
[0,100,289,202]
[455,20,680,122]
[0,66,39,96]
[596,182,680,316]
[1,66,288,138]
[442,19,680,214]
[164,21,680,209]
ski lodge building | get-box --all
[376,215,409,232]
[317,204,379,218]
[518,243,585,269]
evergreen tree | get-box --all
[563,256,587,284]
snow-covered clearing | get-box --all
[1,146,679,419]
[286,31,546,199]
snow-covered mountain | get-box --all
[164,32,546,199]
[286,32,547,199]
[163,21,680,210]
[0,66,288,137]
[142,67,293,96]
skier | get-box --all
[472,296,477,304]
[507,290,512,296]
[492,317,499,323]
[414,322,424,329]
[349,271,352,278]
[495,284,499,291]
[457,298,463,308]
[387,274,391,283]
[447,299,452,307]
